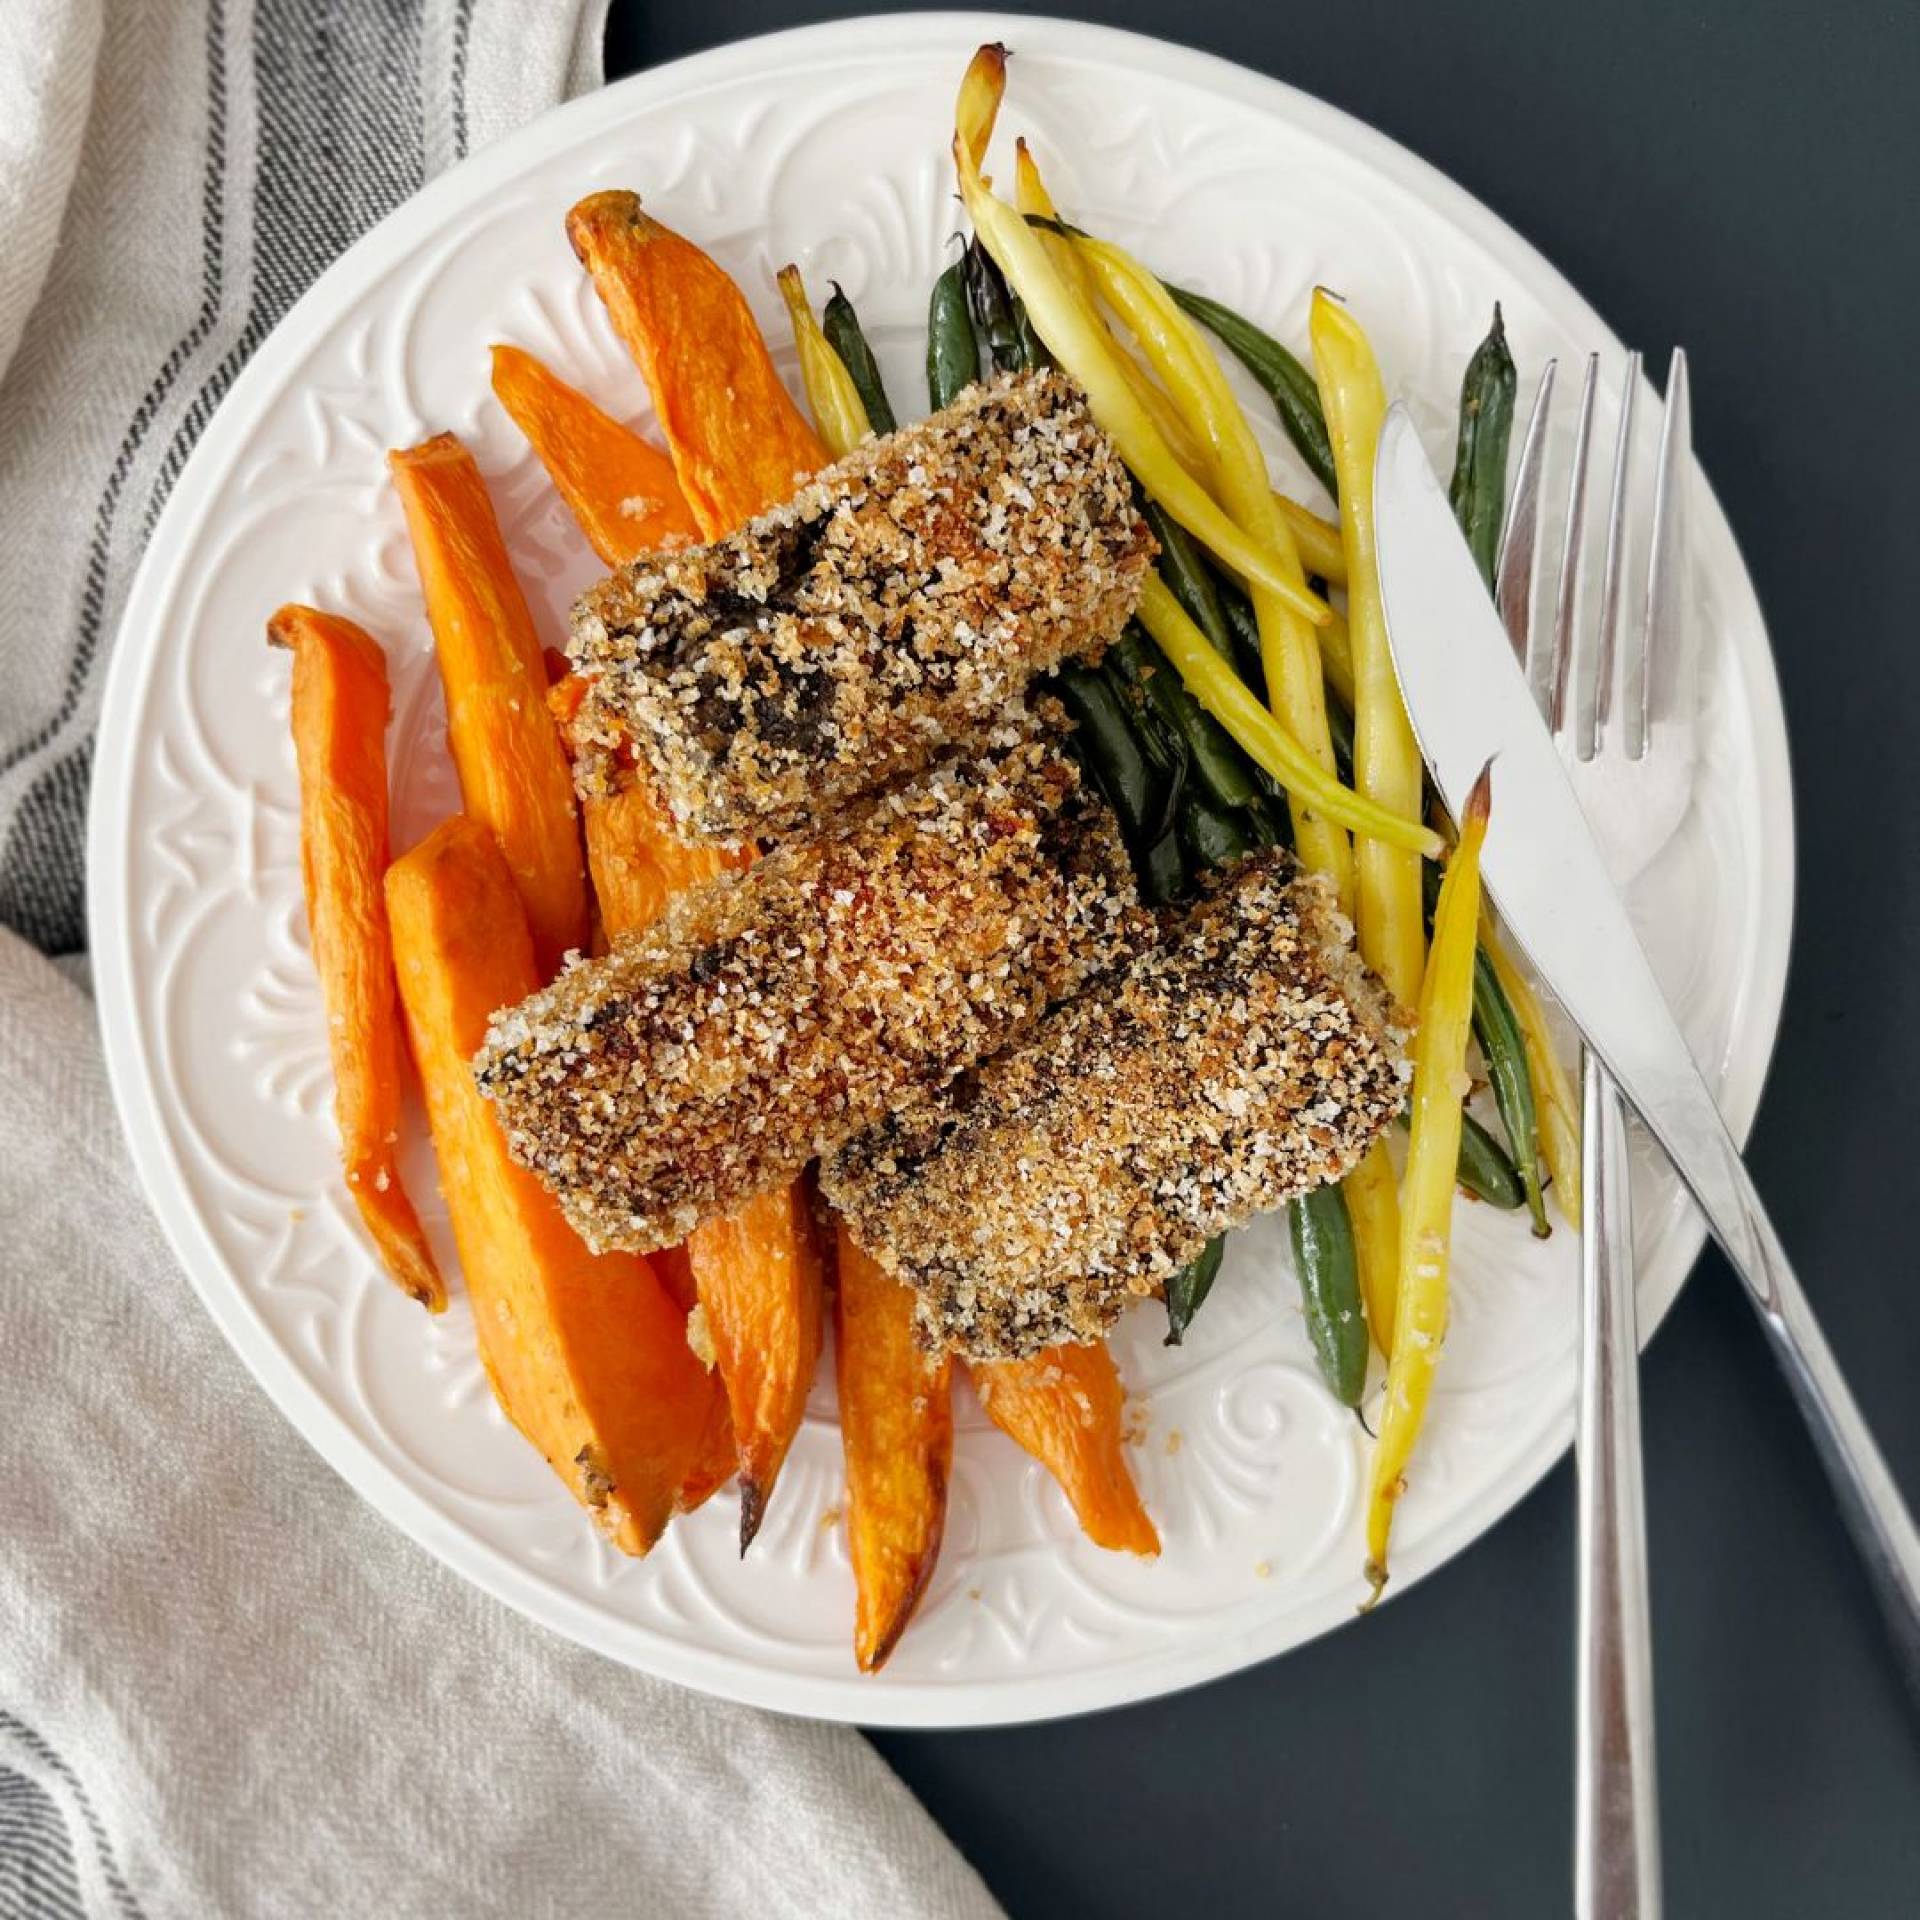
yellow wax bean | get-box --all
[1310,289,1427,1008]
[1363,766,1491,1604]
[776,266,870,458]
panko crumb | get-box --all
[823,854,1409,1361]
[566,370,1153,846]
[474,721,1144,1254]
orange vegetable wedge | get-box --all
[565,190,829,536]
[268,604,444,1313]
[548,672,750,943]
[689,1185,827,1551]
[488,343,702,566]
[388,432,588,977]
[385,815,719,1553]
[562,201,835,1550]
[834,1225,954,1671]
[637,1238,737,1516]
[545,673,745,1516]
[972,1343,1160,1556]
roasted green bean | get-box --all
[822,282,896,434]
[1447,304,1517,589]
[1475,947,1549,1234]
[925,256,979,410]
[1164,1236,1225,1346]
[1289,1185,1368,1406]
[1166,285,1337,499]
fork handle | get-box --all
[1692,1127,1920,1692]
[1576,1056,1661,1920]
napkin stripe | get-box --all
[452,0,477,159]
[0,0,232,793]
[0,0,443,957]
[0,1712,141,1920]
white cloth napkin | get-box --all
[0,932,999,1919]
[0,4,1000,1914]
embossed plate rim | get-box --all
[88,13,1794,1726]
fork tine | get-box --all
[1498,360,1556,697]
[1586,351,1642,760]
[1548,355,1600,737]
[1630,348,1690,761]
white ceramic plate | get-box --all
[88,14,1793,1726]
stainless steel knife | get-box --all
[1372,402,1920,1689]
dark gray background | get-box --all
[606,7,1920,1913]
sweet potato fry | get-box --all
[268,604,444,1313]
[388,433,588,976]
[689,1183,826,1551]
[550,672,750,941]
[565,190,829,536]
[971,1343,1160,1556]
[834,1225,953,1671]
[489,343,702,566]
[554,212,833,1546]
[386,815,718,1552]
[547,674,746,1515]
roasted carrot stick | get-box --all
[489,343,702,566]
[690,1184,826,1549]
[565,190,829,535]
[972,1343,1159,1556]
[387,815,717,1552]
[268,604,444,1313]
[559,204,834,1548]
[549,671,750,941]
[545,673,747,1515]
[834,1224,953,1671]
[388,433,588,976]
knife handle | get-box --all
[1684,1117,1920,1694]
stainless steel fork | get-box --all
[1496,349,1692,1920]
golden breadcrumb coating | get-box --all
[566,370,1153,845]
[821,855,1409,1360]
[473,722,1145,1253]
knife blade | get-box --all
[1372,402,1689,1120]
[1372,402,1920,1689]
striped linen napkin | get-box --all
[0,4,1000,1915]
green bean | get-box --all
[1142,501,1235,660]
[1244,789,1291,851]
[822,283,896,435]
[1460,1108,1527,1209]
[963,238,1024,374]
[1323,690,1356,789]
[1166,285,1337,500]
[1146,514,1284,808]
[1213,577,1272,696]
[1012,294,1051,373]
[1163,1235,1225,1346]
[959,237,1053,381]
[1288,1185,1368,1406]
[925,257,979,411]
[1110,623,1259,811]
[1053,662,1174,848]
[1474,947,1549,1235]
[1447,304,1517,589]
[1177,787,1256,872]
[1396,1105,1526,1209]
[1416,835,1547,1230]
[1137,827,1188,905]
